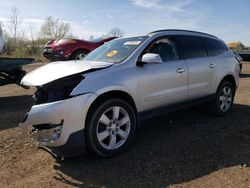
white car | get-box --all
[20,30,240,157]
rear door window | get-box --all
[203,37,227,56]
[179,36,207,59]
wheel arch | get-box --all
[70,48,90,59]
[86,90,138,129]
[85,90,138,156]
[220,74,236,90]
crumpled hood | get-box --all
[21,60,113,86]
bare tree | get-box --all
[0,22,4,53]
[107,27,124,37]
[89,35,94,41]
[40,16,71,39]
[29,24,34,42]
[29,23,36,52]
[8,6,22,42]
[0,22,3,35]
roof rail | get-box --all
[148,29,217,38]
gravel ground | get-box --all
[0,63,250,188]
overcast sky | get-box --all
[0,0,250,45]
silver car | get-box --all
[20,30,240,157]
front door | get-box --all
[137,36,188,111]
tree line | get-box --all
[0,6,124,62]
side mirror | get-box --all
[141,53,163,64]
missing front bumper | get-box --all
[47,129,86,157]
[32,120,64,144]
[40,129,86,157]
[19,93,96,148]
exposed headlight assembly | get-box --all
[34,74,84,105]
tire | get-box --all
[86,98,136,157]
[210,81,235,116]
[70,49,88,60]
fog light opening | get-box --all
[51,126,62,141]
[33,120,64,143]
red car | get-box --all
[43,37,116,61]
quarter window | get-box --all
[179,36,207,59]
[203,37,227,56]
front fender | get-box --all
[72,83,137,105]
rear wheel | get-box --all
[70,49,88,60]
[210,81,235,116]
[86,99,136,157]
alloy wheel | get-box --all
[96,106,131,150]
[219,85,233,112]
[75,53,86,60]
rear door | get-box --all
[137,36,188,111]
[179,35,216,99]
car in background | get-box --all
[43,37,117,61]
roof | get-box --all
[148,29,218,39]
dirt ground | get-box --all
[1,63,250,188]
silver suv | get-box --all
[20,30,240,157]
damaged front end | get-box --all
[34,73,84,105]
[19,76,99,157]
[29,74,84,144]
[32,120,64,144]
[19,60,112,156]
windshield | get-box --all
[84,36,147,63]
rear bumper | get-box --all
[19,93,96,156]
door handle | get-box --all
[176,68,185,73]
[209,64,216,69]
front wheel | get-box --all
[210,81,235,116]
[86,99,136,157]
[70,49,88,60]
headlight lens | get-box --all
[55,50,64,55]
[34,74,84,105]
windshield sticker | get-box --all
[106,50,118,57]
[123,41,141,46]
